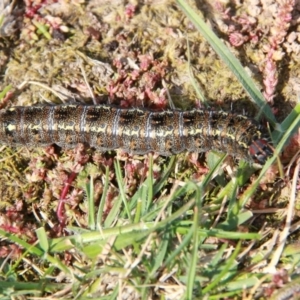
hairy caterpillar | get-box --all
[0,104,272,163]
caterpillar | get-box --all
[0,104,272,163]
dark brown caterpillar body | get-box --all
[0,105,272,162]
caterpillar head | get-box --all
[249,139,273,164]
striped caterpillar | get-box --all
[0,104,272,163]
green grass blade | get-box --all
[0,229,70,275]
[36,227,49,253]
[202,241,241,294]
[153,156,176,195]
[186,188,203,298]
[31,20,51,40]
[85,176,95,230]
[103,193,122,228]
[0,85,12,100]
[135,154,154,217]
[200,153,227,189]
[148,231,170,279]
[272,102,300,144]
[96,166,110,229]
[0,280,65,294]
[164,225,194,267]
[145,155,154,212]
[127,156,175,213]
[208,243,228,268]
[114,160,132,222]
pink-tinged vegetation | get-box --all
[256,163,279,189]
[214,0,295,106]
[21,0,70,41]
[0,91,13,109]
[102,188,117,219]
[24,0,43,18]
[281,128,300,162]
[214,2,261,47]
[0,204,36,244]
[56,170,78,225]
[264,269,290,297]
[187,153,209,181]
[117,152,161,196]
[0,243,23,260]
[263,0,295,105]
[92,152,114,169]
[125,4,136,20]
[56,144,89,225]
[214,1,231,20]
[229,32,247,47]
[107,53,168,109]
[24,143,90,226]
[268,0,294,48]
[263,57,278,104]
[230,15,260,46]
